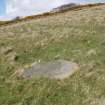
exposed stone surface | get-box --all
[51,3,77,13]
[22,60,79,79]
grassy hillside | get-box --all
[0,3,104,27]
[0,21,7,25]
[0,5,105,105]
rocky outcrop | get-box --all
[51,3,78,13]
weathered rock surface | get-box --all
[22,60,79,79]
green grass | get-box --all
[0,5,105,105]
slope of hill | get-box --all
[0,21,7,25]
[0,3,105,27]
[0,4,105,105]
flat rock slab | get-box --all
[22,60,79,79]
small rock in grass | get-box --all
[87,49,97,56]
[7,52,19,63]
[0,46,13,55]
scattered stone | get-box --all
[87,49,97,56]
[0,46,13,55]
[21,60,79,79]
[54,54,60,59]
[7,52,18,63]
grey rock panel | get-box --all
[22,60,79,79]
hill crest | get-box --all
[0,3,105,27]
